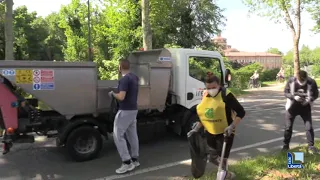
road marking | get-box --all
[92,127,320,180]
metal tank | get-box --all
[0,61,98,119]
[0,48,173,119]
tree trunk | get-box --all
[293,0,301,76]
[141,0,152,50]
[292,38,300,76]
[5,0,14,60]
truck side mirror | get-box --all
[225,69,231,82]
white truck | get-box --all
[0,48,231,161]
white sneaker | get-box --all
[115,163,135,174]
[132,161,140,167]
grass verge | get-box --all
[229,88,248,97]
[262,81,277,87]
[193,141,320,180]
[316,79,320,86]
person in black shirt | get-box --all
[108,59,140,174]
[282,70,319,153]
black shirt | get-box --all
[117,73,139,110]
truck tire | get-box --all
[66,125,103,162]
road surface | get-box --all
[1,85,320,180]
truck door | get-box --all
[185,55,224,108]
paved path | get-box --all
[1,85,320,180]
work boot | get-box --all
[281,144,289,152]
[222,158,236,180]
[308,146,319,154]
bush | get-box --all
[229,63,263,89]
[260,68,279,82]
[312,65,320,78]
[284,65,294,79]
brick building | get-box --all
[212,34,282,69]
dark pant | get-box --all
[253,78,257,86]
[284,105,314,147]
[206,131,234,158]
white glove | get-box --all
[224,123,235,136]
[302,98,311,106]
[187,122,201,138]
[108,91,115,98]
[294,96,303,102]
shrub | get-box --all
[229,63,263,89]
[312,64,320,78]
[260,68,279,82]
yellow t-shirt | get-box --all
[196,91,229,135]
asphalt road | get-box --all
[1,85,320,180]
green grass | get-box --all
[229,88,248,97]
[192,141,320,180]
[262,81,277,87]
[316,78,320,86]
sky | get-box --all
[13,0,320,54]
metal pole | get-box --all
[4,0,14,60]
[87,0,92,61]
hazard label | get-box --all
[32,69,55,90]
[16,69,33,84]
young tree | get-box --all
[243,0,316,76]
[141,0,152,50]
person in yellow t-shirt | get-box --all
[187,72,246,179]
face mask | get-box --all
[207,88,219,97]
[297,80,307,86]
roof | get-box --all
[224,51,282,57]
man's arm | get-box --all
[284,78,294,100]
[225,93,245,127]
[309,78,319,102]
[113,77,128,101]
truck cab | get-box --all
[167,48,229,109]
[157,48,231,135]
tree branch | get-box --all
[280,0,296,37]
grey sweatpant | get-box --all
[113,110,139,162]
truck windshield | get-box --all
[188,56,222,82]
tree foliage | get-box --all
[242,0,319,76]
[267,47,283,55]
[0,0,226,80]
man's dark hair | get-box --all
[120,59,130,70]
[298,70,308,81]
[205,72,220,85]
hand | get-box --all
[187,122,201,138]
[224,123,235,137]
[294,96,303,102]
[202,90,208,97]
[187,129,197,138]
[108,91,115,98]
[302,98,310,106]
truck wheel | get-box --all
[66,126,102,162]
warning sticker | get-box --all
[32,69,55,90]
[16,69,33,84]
